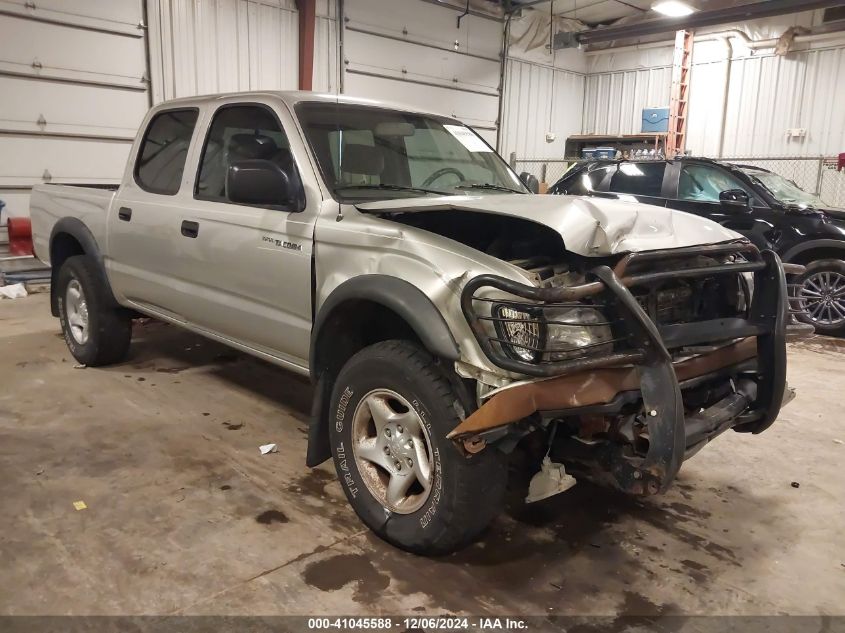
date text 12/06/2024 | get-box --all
[307,617,529,630]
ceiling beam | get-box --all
[578,0,845,44]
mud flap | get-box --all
[306,374,333,467]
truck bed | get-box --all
[30,183,116,266]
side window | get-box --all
[196,105,292,202]
[565,166,613,195]
[678,164,752,203]
[609,162,666,197]
[135,109,198,195]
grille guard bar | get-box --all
[461,242,771,378]
[459,245,788,495]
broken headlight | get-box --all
[492,304,613,363]
[545,307,614,361]
[493,305,545,363]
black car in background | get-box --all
[550,157,845,335]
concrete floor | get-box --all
[1,293,844,617]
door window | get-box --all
[135,109,199,195]
[196,105,292,202]
[565,166,614,194]
[608,162,666,197]
[679,164,752,203]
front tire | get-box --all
[328,340,506,555]
[57,255,132,366]
[797,259,845,336]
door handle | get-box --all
[118,207,132,221]
[181,220,199,238]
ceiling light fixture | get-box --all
[651,1,696,17]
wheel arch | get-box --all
[306,275,461,467]
[781,239,845,266]
[49,218,117,317]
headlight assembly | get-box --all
[493,305,545,363]
[545,307,614,361]
[492,304,613,364]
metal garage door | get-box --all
[0,0,150,219]
[342,0,503,145]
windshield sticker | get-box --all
[443,125,492,153]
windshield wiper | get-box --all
[334,183,449,196]
[454,183,524,194]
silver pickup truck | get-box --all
[31,91,795,554]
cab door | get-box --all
[665,162,778,251]
[108,107,201,318]
[171,101,317,367]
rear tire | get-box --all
[797,258,845,337]
[57,255,132,366]
[328,340,506,555]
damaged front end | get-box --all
[451,240,795,496]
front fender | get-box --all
[309,274,460,376]
[306,274,461,467]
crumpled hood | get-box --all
[356,194,743,257]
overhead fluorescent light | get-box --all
[652,1,696,17]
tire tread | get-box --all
[330,339,506,555]
[58,255,131,366]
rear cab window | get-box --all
[134,109,199,195]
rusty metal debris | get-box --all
[447,338,757,440]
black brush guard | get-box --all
[460,242,788,495]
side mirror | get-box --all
[227,159,303,210]
[519,171,539,194]
[719,189,751,210]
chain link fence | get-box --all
[510,153,845,208]
[721,156,845,209]
[510,155,578,191]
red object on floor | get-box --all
[8,217,33,256]
[839,153,845,172]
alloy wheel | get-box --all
[65,278,90,345]
[800,271,845,327]
[350,389,434,514]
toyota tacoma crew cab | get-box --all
[31,92,799,554]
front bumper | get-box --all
[454,242,790,496]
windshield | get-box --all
[295,101,527,201]
[741,168,827,208]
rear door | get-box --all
[605,161,669,207]
[108,107,200,316]
[665,162,778,251]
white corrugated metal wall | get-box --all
[581,47,674,137]
[580,12,845,158]
[499,14,587,161]
[499,58,585,159]
[0,0,149,219]
[687,41,845,157]
[146,0,299,103]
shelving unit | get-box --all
[564,133,668,159]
